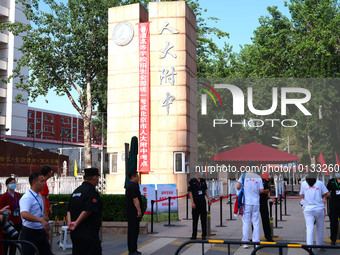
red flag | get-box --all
[336,152,340,166]
[317,152,329,175]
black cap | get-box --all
[84,168,100,177]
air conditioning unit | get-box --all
[51,120,54,123]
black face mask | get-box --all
[306,178,316,187]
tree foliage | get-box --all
[233,0,340,165]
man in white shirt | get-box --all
[19,172,53,255]
[236,171,264,248]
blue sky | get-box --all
[29,0,290,115]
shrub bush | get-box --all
[49,194,146,221]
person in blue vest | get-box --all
[188,172,212,240]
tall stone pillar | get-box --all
[107,1,197,195]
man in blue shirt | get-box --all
[19,172,53,255]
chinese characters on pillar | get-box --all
[139,23,150,174]
[159,22,179,115]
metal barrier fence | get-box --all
[0,176,82,194]
[206,179,223,198]
[174,239,340,255]
[0,240,40,255]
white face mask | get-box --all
[8,183,16,191]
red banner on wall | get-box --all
[138,22,150,174]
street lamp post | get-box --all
[60,133,70,155]
[272,136,289,153]
[212,145,229,181]
[30,130,42,148]
[216,145,229,154]
[272,136,293,186]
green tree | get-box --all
[235,0,340,164]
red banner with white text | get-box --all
[138,22,150,174]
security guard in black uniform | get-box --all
[327,173,340,245]
[126,171,143,255]
[260,172,274,242]
[188,172,211,240]
[67,168,102,255]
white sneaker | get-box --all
[241,244,248,249]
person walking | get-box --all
[300,172,329,247]
[125,171,143,255]
[0,177,22,255]
[40,165,53,221]
[260,172,274,242]
[67,168,102,255]
[326,172,340,245]
[236,171,264,248]
[19,172,53,255]
[188,172,212,240]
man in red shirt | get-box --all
[40,165,53,221]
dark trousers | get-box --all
[260,200,272,240]
[127,216,140,252]
[70,224,102,255]
[3,224,21,255]
[19,226,52,255]
[329,203,340,242]
[192,203,207,238]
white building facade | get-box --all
[0,0,28,137]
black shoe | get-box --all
[136,251,142,255]
[266,238,275,242]
[190,236,197,240]
[202,236,206,240]
[128,252,137,255]
[331,241,336,245]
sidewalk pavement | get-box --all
[52,196,339,255]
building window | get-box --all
[73,123,76,128]
[51,127,54,133]
[28,112,33,118]
[44,126,49,132]
[110,153,118,173]
[51,115,54,123]
[174,152,186,173]
[28,123,33,131]
[66,118,70,123]
[44,115,49,121]
[36,118,41,123]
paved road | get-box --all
[52,197,340,255]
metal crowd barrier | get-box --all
[251,243,340,255]
[0,240,40,255]
[174,239,340,255]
